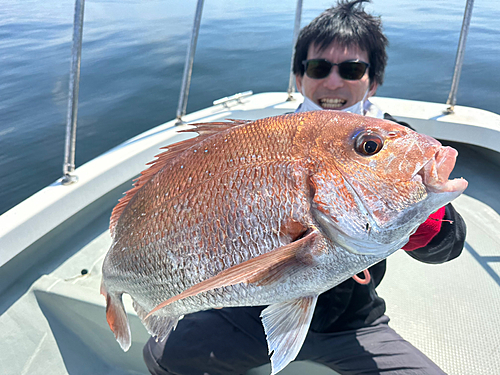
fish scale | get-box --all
[107,162,309,297]
[101,111,467,375]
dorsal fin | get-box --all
[109,119,251,236]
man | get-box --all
[293,0,385,117]
[143,1,466,374]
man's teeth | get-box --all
[320,98,346,109]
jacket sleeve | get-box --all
[383,113,467,264]
[405,203,466,264]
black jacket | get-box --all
[309,113,467,333]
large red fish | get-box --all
[101,111,467,374]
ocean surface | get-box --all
[0,0,499,215]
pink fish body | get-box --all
[101,111,467,374]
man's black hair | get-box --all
[293,0,388,86]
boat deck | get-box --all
[1,93,499,375]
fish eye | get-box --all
[355,133,384,156]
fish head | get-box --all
[307,111,468,256]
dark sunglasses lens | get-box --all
[305,60,332,79]
[338,62,367,80]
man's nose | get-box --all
[323,66,344,89]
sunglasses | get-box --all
[302,59,370,80]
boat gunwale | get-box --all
[1,91,499,288]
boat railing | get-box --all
[176,0,205,124]
[60,0,474,185]
[61,0,85,185]
[286,0,304,101]
[446,0,475,113]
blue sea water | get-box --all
[0,0,499,215]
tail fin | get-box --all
[101,282,131,351]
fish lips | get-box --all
[415,145,468,195]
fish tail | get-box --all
[100,281,131,351]
[133,300,181,343]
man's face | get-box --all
[296,42,378,110]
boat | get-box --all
[1,0,499,374]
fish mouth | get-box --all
[319,98,347,110]
[415,146,468,194]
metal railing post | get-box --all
[176,0,205,124]
[446,0,475,113]
[287,0,303,101]
[62,0,85,185]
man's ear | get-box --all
[367,81,378,98]
[295,74,303,93]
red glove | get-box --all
[402,206,446,251]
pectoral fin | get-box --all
[146,230,325,318]
[261,296,318,375]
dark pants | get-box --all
[143,306,445,375]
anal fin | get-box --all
[261,296,318,375]
[133,300,181,343]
